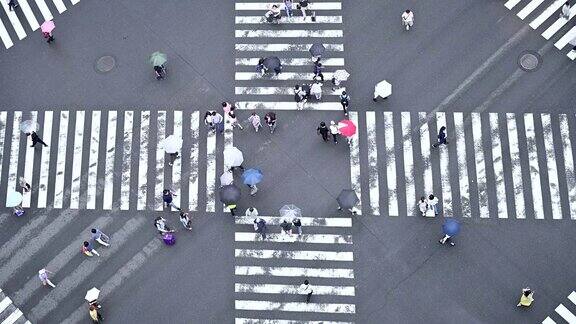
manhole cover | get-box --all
[95,55,116,73]
[518,51,541,72]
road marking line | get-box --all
[524,113,544,219]
[155,111,166,211]
[560,115,576,220]
[235,266,354,278]
[419,112,433,196]
[235,232,352,244]
[555,304,576,323]
[3,308,23,324]
[6,112,21,207]
[189,111,200,211]
[235,30,343,38]
[517,0,546,19]
[69,111,85,209]
[235,72,335,80]
[383,112,398,216]
[505,0,522,9]
[489,113,508,219]
[121,111,133,210]
[569,291,576,305]
[235,300,355,313]
[365,112,379,215]
[172,111,182,211]
[52,0,66,13]
[235,2,341,10]
[234,283,355,296]
[453,113,471,217]
[234,216,352,227]
[236,101,341,110]
[554,24,576,49]
[53,111,68,208]
[18,0,40,30]
[235,249,354,261]
[349,111,362,214]
[506,113,525,219]
[235,43,343,51]
[0,296,12,313]
[223,111,234,212]
[542,317,557,324]
[86,111,100,210]
[1,0,26,39]
[235,86,345,95]
[543,4,576,40]
[235,319,353,324]
[541,114,563,219]
[436,112,452,217]
[70,0,79,5]
[235,57,344,66]
[137,111,150,210]
[530,0,565,29]
[401,112,416,215]
[471,113,489,218]
[33,0,53,21]
[22,111,37,208]
[205,123,216,212]
[235,16,343,24]
[0,19,13,49]
[568,49,576,60]
[0,112,6,195]
[103,111,116,210]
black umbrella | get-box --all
[219,184,241,205]
[263,56,281,70]
[309,43,325,57]
[337,189,359,210]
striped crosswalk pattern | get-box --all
[235,0,346,111]
[234,214,356,322]
[0,0,82,49]
[504,0,576,60]
[0,109,215,212]
[543,291,576,323]
[0,289,31,324]
[355,111,576,220]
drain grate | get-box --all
[95,55,116,73]
[518,51,541,72]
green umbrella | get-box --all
[149,52,167,67]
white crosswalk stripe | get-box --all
[543,291,576,323]
[489,113,507,219]
[0,290,32,323]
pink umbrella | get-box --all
[338,119,356,137]
[41,21,55,33]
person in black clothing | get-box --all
[8,0,19,11]
[27,131,48,147]
[154,65,165,80]
[340,91,350,116]
[43,32,54,43]
[317,122,329,142]
[265,111,277,133]
[313,62,324,81]
[433,126,448,147]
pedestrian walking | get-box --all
[418,196,428,216]
[329,120,340,144]
[89,305,103,323]
[43,31,54,43]
[294,85,307,110]
[427,194,439,215]
[168,151,179,166]
[265,4,281,24]
[265,111,277,133]
[212,111,224,134]
[7,0,18,11]
[253,217,267,239]
[163,189,181,210]
[256,58,267,76]
[292,218,302,235]
[91,228,110,247]
[402,9,414,30]
[517,288,534,307]
[222,101,234,114]
[180,211,193,231]
[154,216,175,234]
[298,279,313,303]
[317,121,329,142]
[227,111,244,130]
[284,0,293,16]
[439,234,455,246]
[313,61,324,81]
[432,126,448,147]
[19,176,31,192]
[82,241,100,257]
[280,219,292,236]
[561,1,570,19]
[340,91,350,116]
[227,203,238,216]
[248,112,262,132]
[297,0,309,20]
[310,81,323,100]
[38,268,56,288]
[245,207,259,217]
[27,131,48,147]
[204,110,215,131]
[154,65,166,80]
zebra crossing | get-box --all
[0,109,224,212]
[543,291,576,324]
[234,214,355,323]
[352,111,576,220]
[235,1,346,111]
[504,0,576,60]
[0,0,79,49]
[0,289,31,324]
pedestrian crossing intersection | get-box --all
[0,289,31,324]
[351,111,576,220]
[504,0,576,60]
[234,214,355,323]
[543,291,576,323]
[0,0,79,49]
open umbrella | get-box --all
[242,168,263,186]
[337,189,358,210]
[442,219,461,237]
[219,184,241,204]
[20,120,38,134]
[149,51,167,67]
[333,69,350,81]
[161,134,182,154]
[6,191,22,207]
[85,287,100,303]
[263,56,281,70]
[41,20,55,33]
[279,204,301,219]
[220,171,234,186]
[375,80,392,99]
[309,43,325,57]
[338,119,356,137]
[224,147,244,167]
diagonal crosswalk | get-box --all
[353,111,576,220]
[0,0,80,49]
[0,289,31,324]
[543,291,576,323]
[504,0,576,60]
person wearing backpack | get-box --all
[297,0,309,20]
[340,91,350,116]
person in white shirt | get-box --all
[561,1,570,19]
[402,9,414,30]
[310,81,323,100]
[38,268,56,288]
[298,279,313,303]
[329,121,340,144]
[248,112,262,132]
[427,194,439,215]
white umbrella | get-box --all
[223,147,244,167]
[279,204,301,219]
[374,80,392,99]
[20,120,38,134]
[85,287,100,302]
[220,171,234,186]
[6,191,22,207]
[333,69,350,81]
[162,135,183,154]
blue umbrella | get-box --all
[442,219,460,237]
[242,169,263,186]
